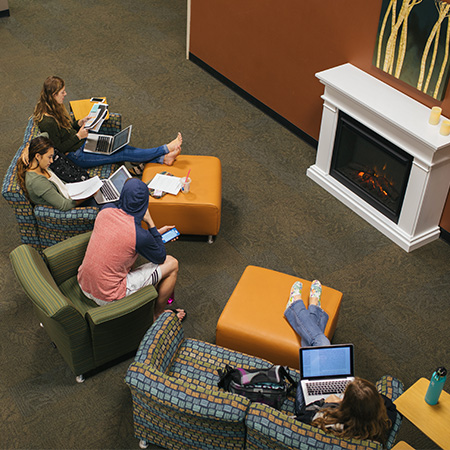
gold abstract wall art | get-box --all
[374,0,450,100]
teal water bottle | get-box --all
[424,367,447,405]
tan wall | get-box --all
[189,0,450,232]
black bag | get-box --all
[50,149,90,183]
[217,364,297,409]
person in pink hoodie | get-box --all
[78,178,186,322]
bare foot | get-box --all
[163,146,180,166]
[167,132,182,152]
[165,308,186,322]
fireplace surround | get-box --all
[307,63,450,252]
[330,111,413,224]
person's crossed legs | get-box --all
[284,280,330,347]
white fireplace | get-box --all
[307,63,450,252]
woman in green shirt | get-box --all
[31,76,182,173]
[17,136,96,211]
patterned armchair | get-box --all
[9,231,158,382]
[245,375,404,450]
[126,312,404,450]
[2,114,121,253]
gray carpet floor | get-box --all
[1,1,449,449]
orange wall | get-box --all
[189,0,450,233]
[190,0,450,141]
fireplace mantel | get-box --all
[307,63,450,251]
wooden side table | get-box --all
[394,377,450,450]
[392,442,414,450]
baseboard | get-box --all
[440,227,450,245]
[189,53,318,149]
[0,9,10,17]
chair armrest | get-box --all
[376,375,404,401]
[35,205,99,225]
[35,205,98,250]
[133,311,184,372]
[125,361,250,422]
[86,284,158,325]
[376,376,404,449]
[98,112,122,135]
[245,402,383,450]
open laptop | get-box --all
[84,125,132,155]
[299,344,355,405]
[94,165,132,204]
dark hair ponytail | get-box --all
[17,136,54,199]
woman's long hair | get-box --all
[311,377,391,445]
[17,136,54,199]
[33,76,72,130]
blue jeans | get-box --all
[66,144,168,169]
[284,300,330,411]
[284,301,330,347]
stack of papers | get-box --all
[84,103,108,131]
[66,176,103,200]
[147,173,182,195]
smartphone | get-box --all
[161,227,180,243]
[90,97,105,103]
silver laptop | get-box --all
[84,125,132,155]
[94,165,132,204]
[299,344,355,405]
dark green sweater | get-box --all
[38,115,85,153]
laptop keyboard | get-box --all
[100,181,118,201]
[96,136,111,153]
[306,379,351,396]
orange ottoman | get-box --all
[216,266,343,369]
[142,155,222,242]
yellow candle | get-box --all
[429,106,442,125]
[440,119,450,136]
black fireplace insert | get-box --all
[330,112,413,224]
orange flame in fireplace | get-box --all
[357,164,393,198]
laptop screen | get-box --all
[111,126,131,152]
[300,344,354,379]
[110,167,131,193]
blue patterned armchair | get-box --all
[125,312,404,450]
[2,114,121,253]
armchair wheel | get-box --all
[75,374,85,384]
[138,440,149,449]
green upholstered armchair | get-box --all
[10,231,158,382]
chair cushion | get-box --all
[59,275,98,317]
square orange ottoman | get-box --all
[216,266,343,369]
[142,155,222,242]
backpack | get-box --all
[50,149,90,183]
[217,364,297,409]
